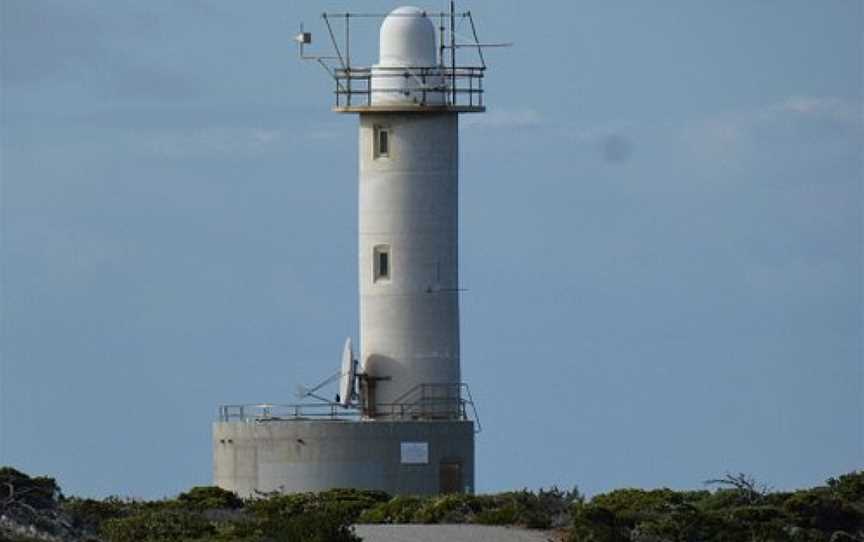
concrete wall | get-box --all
[213,420,474,497]
[358,112,460,414]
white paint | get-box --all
[338,337,354,406]
[359,113,460,415]
[378,6,437,67]
[400,441,429,464]
[371,7,445,106]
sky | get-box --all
[1,0,861,499]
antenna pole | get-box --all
[450,1,456,105]
[439,13,445,67]
[467,11,486,69]
[322,14,346,69]
[345,13,350,69]
[345,14,351,106]
[298,23,305,58]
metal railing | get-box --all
[218,382,481,432]
[218,402,360,422]
[333,66,485,109]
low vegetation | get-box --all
[1,466,861,541]
[568,472,864,541]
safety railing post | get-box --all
[347,70,352,107]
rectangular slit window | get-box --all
[374,245,390,281]
[374,126,390,158]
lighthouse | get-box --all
[213,4,494,497]
[354,7,467,419]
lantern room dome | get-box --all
[378,6,437,67]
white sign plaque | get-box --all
[400,441,429,464]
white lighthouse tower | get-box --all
[213,4,497,497]
[357,8,464,418]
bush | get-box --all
[177,486,243,511]
[567,472,864,542]
[246,487,388,527]
[101,510,215,542]
[316,488,391,521]
[827,471,864,502]
[261,508,360,542]
[783,489,863,532]
[589,488,684,527]
[9,464,864,542]
[569,502,628,542]
[475,504,519,526]
[62,496,131,532]
[356,488,579,528]
[356,495,425,523]
[0,467,62,510]
[414,493,477,523]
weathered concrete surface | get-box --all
[359,112,462,416]
[214,419,474,497]
[354,524,562,542]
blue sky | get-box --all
[1,0,861,498]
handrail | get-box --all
[219,382,480,432]
[333,65,485,109]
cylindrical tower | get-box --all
[351,7,467,417]
[359,111,460,414]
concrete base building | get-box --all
[214,420,474,496]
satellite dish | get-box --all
[338,337,355,406]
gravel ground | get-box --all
[354,524,562,542]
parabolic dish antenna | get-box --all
[338,337,355,406]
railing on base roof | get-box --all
[218,382,481,432]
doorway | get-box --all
[439,461,463,494]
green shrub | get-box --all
[699,488,760,511]
[210,518,263,542]
[247,488,388,525]
[101,510,215,542]
[414,493,472,523]
[827,471,864,502]
[356,495,425,523]
[62,496,131,532]
[566,472,864,542]
[317,488,391,521]
[177,486,243,511]
[0,467,62,510]
[783,488,863,532]
[568,502,628,542]
[589,488,684,527]
[536,486,583,528]
[261,508,361,542]
[475,504,518,525]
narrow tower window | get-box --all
[374,245,390,281]
[374,126,390,158]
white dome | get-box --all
[378,6,437,67]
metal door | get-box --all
[439,461,462,494]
